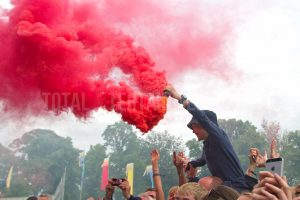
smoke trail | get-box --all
[0,0,167,133]
[0,0,236,133]
[100,0,237,78]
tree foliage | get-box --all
[83,144,107,199]
[281,130,300,185]
[1,119,300,199]
[1,129,81,200]
[218,119,267,169]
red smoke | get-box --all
[0,0,235,133]
[0,0,167,133]
[100,0,236,78]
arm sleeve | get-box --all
[190,151,206,168]
[185,102,220,138]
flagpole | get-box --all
[79,151,86,200]
[80,162,85,200]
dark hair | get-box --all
[203,185,240,200]
[26,196,38,200]
[39,194,49,197]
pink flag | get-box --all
[100,158,109,191]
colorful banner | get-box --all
[79,151,86,167]
[126,163,134,195]
[6,166,13,189]
[53,168,66,200]
[143,165,154,188]
[100,158,109,191]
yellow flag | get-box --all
[126,163,134,195]
[6,166,14,189]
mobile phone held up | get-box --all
[111,178,125,186]
[265,158,284,176]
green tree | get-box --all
[12,129,81,200]
[102,121,142,198]
[186,119,267,176]
[185,139,210,177]
[219,119,267,169]
[0,144,15,194]
[4,176,32,197]
[83,144,107,199]
[143,131,185,191]
[102,121,185,198]
[281,130,300,185]
[261,119,280,143]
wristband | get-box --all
[153,173,161,177]
[178,94,187,104]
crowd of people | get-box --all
[97,146,299,200]
[26,84,300,200]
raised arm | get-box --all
[173,151,187,186]
[164,84,220,137]
[151,149,165,200]
[103,180,115,200]
[245,148,267,177]
[118,179,141,200]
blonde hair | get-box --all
[176,182,208,200]
[168,186,179,199]
[202,185,240,200]
[292,183,300,198]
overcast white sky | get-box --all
[0,0,300,150]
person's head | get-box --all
[26,196,38,200]
[292,183,300,200]
[38,194,51,200]
[139,188,156,200]
[203,185,240,200]
[175,182,208,200]
[198,176,223,191]
[189,123,209,141]
[237,192,252,200]
[168,186,179,200]
[187,111,218,141]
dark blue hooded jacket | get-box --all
[186,102,251,192]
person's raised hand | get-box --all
[164,84,181,100]
[151,149,160,164]
[104,180,115,200]
[252,172,293,200]
[172,151,178,166]
[172,151,185,170]
[271,138,281,159]
[249,148,259,166]
[118,179,131,199]
[249,148,268,167]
